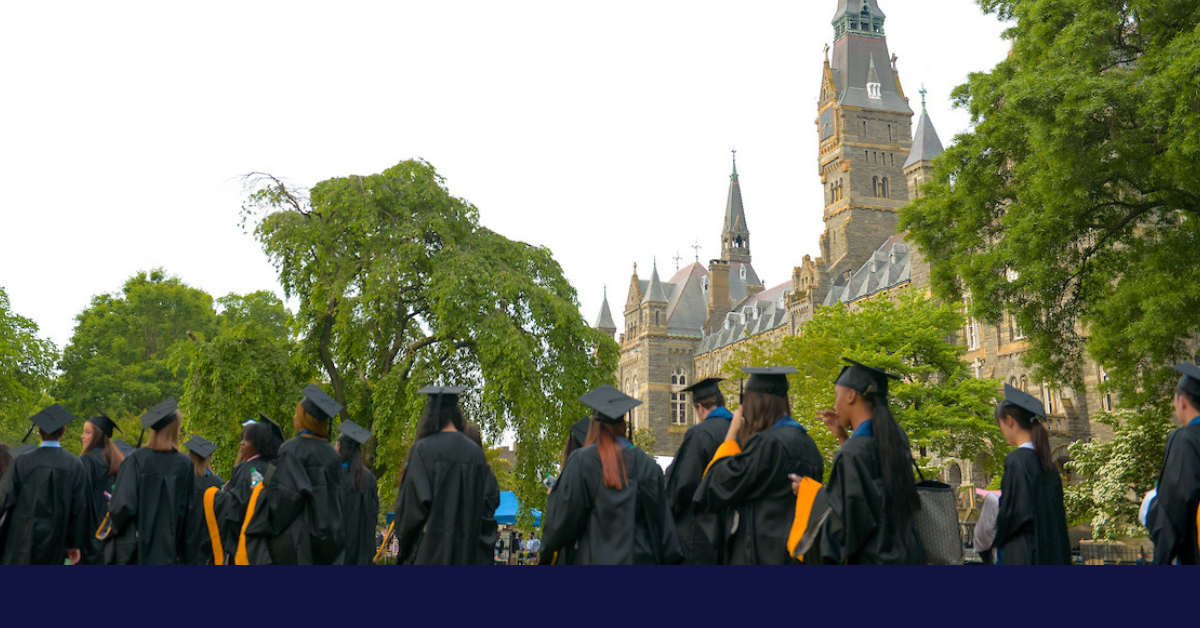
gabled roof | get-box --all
[823,234,912,306]
[696,280,791,354]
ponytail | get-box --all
[585,416,628,490]
[867,399,920,527]
[996,403,1054,471]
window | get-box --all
[862,121,867,137]
[881,177,889,198]
[740,265,747,280]
[627,377,639,428]
[671,368,688,426]
[1044,386,1057,415]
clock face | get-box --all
[820,108,836,140]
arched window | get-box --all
[946,462,962,487]
[881,177,889,198]
[671,368,688,426]
[740,265,747,280]
[1019,375,1029,393]
[872,177,880,197]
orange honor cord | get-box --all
[203,486,224,565]
[703,440,742,477]
[786,477,823,561]
[94,512,111,540]
[234,482,266,565]
[373,521,396,564]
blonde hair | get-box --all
[147,411,181,451]
[189,451,213,476]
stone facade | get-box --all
[591,0,1112,487]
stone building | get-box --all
[591,0,1113,487]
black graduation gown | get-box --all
[187,471,225,565]
[992,447,1071,565]
[105,448,197,565]
[212,457,271,558]
[694,423,824,565]
[1147,423,1200,564]
[0,446,92,565]
[79,448,115,565]
[542,442,682,565]
[664,412,731,564]
[242,436,345,565]
[338,465,380,565]
[393,431,500,565]
[809,434,925,565]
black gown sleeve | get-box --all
[693,435,787,511]
[105,453,141,564]
[69,458,94,553]
[645,457,683,565]
[1150,429,1200,564]
[479,466,500,565]
[816,448,878,565]
[664,430,707,520]
[541,450,593,560]
[992,451,1035,562]
[394,447,433,564]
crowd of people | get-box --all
[1,360,1198,565]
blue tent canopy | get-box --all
[495,491,541,526]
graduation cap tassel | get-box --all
[136,428,146,449]
[20,424,35,443]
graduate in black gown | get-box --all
[78,413,125,565]
[541,385,682,565]
[664,377,731,564]
[335,419,379,565]
[461,421,501,565]
[992,384,1072,565]
[393,386,501,565]
[0,405,92,565]
[239,385,345,564]
[1145,363,1200,564]
[535,416,591,565]
[694,367,824,565]
[101,397,199,565]
[207,414,283,564]
[183,435,224,564]
[791,359,925,564]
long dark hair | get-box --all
[337,435,367,492]
[584,416,628,490]
[0,443,11,478]
[736,391,791,446]
[242,421,283,462]
[995,402,1054,471]
[414,400,465,442]
[83,425,124,476]
[863,394,920,527]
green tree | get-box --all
[724,291,1005,481]
[173,291,311,479]
[900,0,1200,396]
[55,269,218,427]
[0,286,58,441]
[241,159,619,521]
[1065,407,1173,540]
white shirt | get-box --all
[974,493,1000,554]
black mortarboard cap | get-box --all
[184,435,218,459]
[578,385,642,423]
[301,384,343,421]
[113,438,135,456]
[10,443,37,458]
[417,385,466,399]
[835,358,900,399]
[681,377,725,401]
[742,366,797,398]
[140,397,179,431]
[88,413,122,439]
[1171,363,1200,398]
[569,417,591,446]
[1001,383,1046,418]
[27,404,76,435]
[253,413,285,442]
[339,419,371,445]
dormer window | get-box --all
[739,266,747,280]
[867,81,881,99]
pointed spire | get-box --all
[904,90,945,168]
[643,258,668,304]
[731,148,738,181]
[595,285,617,333]
[721,152,751,263]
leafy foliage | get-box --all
[241,159,619,520]
[172,291,312,479]
[723,291,1005,481]
[55,269,218,428]
[900,0,1200,393]
[0,286,58,440]
[1065,408,1173,540]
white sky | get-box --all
[1,1,1011,357]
